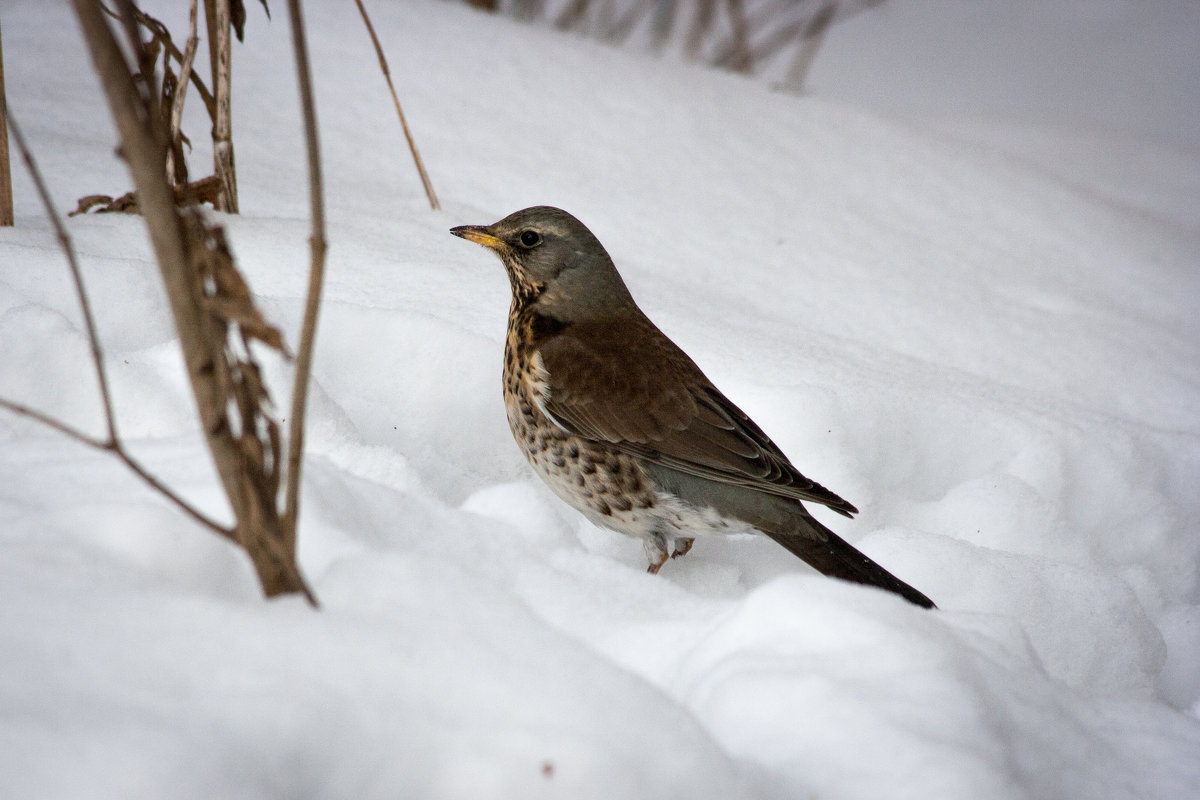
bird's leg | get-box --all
[644,531,670,575]
[670,537,695,560]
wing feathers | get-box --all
[537,314,858,517]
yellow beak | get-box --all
[449,225,505,250]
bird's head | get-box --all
[451,206,635,317]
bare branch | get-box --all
[2,106,235,542]
[204,0,238,212]
[353,0,440,211]
[1,397,236,540]
[281,0,327,553]
[554,0,591,30]
[118,1,215,116]
[0,397,107,449]
[72,0,315,603]
[113,446,237,539]
[167,0,201,184]
[0,11,13,227]
[723,0,752,72]
[781,2,837,91]
[7,112,118,445]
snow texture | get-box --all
[1,1,1198,798]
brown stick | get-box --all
[71,0,314,603]
[207,0,238,212]
[0,397,234,538]
[352,0,440,211]
[7,113,118,444]
[723,0,752,72]
[280,0,327,552]
[167,0,201,184]
[1,113,233,540]
[782,2,837,91]
[0,11,13,226]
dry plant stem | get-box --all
[103,0,216,116]
[167,0,201,183]
[8,114,117,444]
[685,0,717,60]
[72,0,315,603]
[723,0,751,72]
[281,0,327,552]
[783,2,836,90]
[352,0,441,211]
[0,399,233,538]
[206,0,238,212]
[0,114,231,540]
[0,12,13,226]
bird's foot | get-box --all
[644,531,670,575]
[670,537,695,560]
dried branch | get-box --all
[352,0,440,211]
[167,0,201,184]
[205,0,238,212]
[72,0,315,603]
[603,0,655,44]
[684,0,718,60]
[0,396,107,451]
[9,113,118,444]
[723,0,752,72]
[781,2,837,90]
[0,113,233,540]
[554,0,591,30]
[0,12,13,227]
[484,0,882,82]
[280,0,327,552]
[121,2,216,117]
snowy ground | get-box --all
[2,1,1198,798]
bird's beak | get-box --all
[450,225,505,251]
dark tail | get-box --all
[764,509,936,609]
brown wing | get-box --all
[536,313,858,517]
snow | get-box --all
[2,0,1199,798]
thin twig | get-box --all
[782,2,837,91]
[1,112,235,541]
[103,1,216,116]
[0,12,13,227]
[71,0,316,602]
[281,0,326,555]
[167,0,200,184]
[112,446,236,539]
[0,398,235,539]
[8,112,118,445]
[352,0,440,211]
[206,0,238,212]
[723,0,752,72]
[0,397,107,448]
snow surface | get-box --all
[2,1,1199,798]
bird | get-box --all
[450,206,935,609]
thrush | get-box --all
[450,207,935,609]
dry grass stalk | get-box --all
[84,1,219,209]
[724,0,752,72]
[205,0,239,212]
[280,0,327,552]
[491,0,879,81]
[167,0,202,184]
[353,0,441,211]
[0,12,13,227]
[1,112,231,539]
[67,0,315,602]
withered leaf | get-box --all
[69,195,117,217]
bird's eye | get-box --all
[518,229,542,248]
